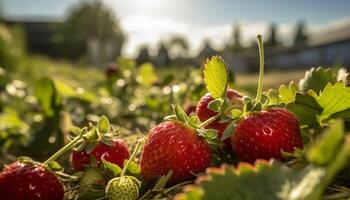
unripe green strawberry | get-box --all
[105,176,140,200]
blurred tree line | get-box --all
[0,0,309,69]
[135,21,309,68]
[53,1,124,65]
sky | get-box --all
[2,0,350,57]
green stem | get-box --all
[255,34,265,104]
[120,138,145,177]
[43,133,83,165]
[199,113,221,128]
[164,180,192,193]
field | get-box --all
[1,25,350,200]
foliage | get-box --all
[54,1,124,60]
[0,46,350,199]
[176,120,350,200]
[0,24,26,70]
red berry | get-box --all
[196,89,242,147]
[232,108,303,163]
[70,138,130,171]
[0,161,64,200]
[105,63,119,78]
[185,104,197,115]
[140,121,211,184]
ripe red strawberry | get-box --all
[105,63,119,78]
[140,121,211,184]
[185,104,197,115]
[0,161,64,200]
[231,108,303,163]
[71,138,130,171]
[196,89,242,147]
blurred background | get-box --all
[1,0,350,70]
[0,0,350,160]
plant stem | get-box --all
[120,138,145,177]
[43,132,83,165]
[199,113,221,128]
[255,34,265,104]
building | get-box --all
[3,18,61,57]
[223,22,350,73]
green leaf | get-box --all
[330,107,350,120]
[137,62,157,86]
[243,101,254,113]
[221,121,235,140]
[264,81,298,105]
[152,171,173,190]
[97,115,110,136]
[264,89,279,105]
[299,67,337,93]
[102,158,122,176]
[177,120,350,200]
[54,80,96,103]
[164,115,177,121]
[34,77,61,117]
[83,127,98,141]
[287,92,322,126]
[279,81,298,104]
[85,140,98,154]
[203,129,218,140]
[47,161,63,172]
[316,82,350,122]
[207,99,224,112]
[203,56,228,99]
[174,104,188,123]
[307,119,344,166]
[176,163,330,200]
[196,129,218,140]
[79,168,105,195]
[230,109,242,119]
[123,159,141,175]
[251,103,262,112]
[188,114,201,128]
[176,161,322,200]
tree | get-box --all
[136,45,151,66]
[225,24,242,52]
[169,35,189,58]
[198,39,219,63]
[294,21,308,45]
[265,23,279,47]
[55,1,124,61]
[155,43,170,67]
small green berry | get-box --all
[105,176,140,200]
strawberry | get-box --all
[0,161,64,200]
[231,108,303,163]
[196,88,242,147]
[185,104,197,115]
[70,138,130,171]
[105,63,119,78]
[105,176,140,200]
[140,121,212,185]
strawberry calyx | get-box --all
[71,116,119,154]
[164,103,223,150]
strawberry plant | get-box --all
[1,34,350,200]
